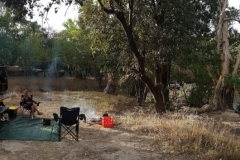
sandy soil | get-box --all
[0,91,239,160]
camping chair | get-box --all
[20,95,39,116]
[58,106,80,141]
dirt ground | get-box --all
[0,91,239,160]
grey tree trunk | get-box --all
[212,0,234,111]
[103,72,115,94]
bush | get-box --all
[184,85,213,107]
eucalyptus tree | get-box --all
[209,0,240,111]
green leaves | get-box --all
[224,74,240,89]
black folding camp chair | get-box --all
[20,95,39,116]
[59,106,80,141]
[20,95,32,116]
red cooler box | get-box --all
[102,116,113,128]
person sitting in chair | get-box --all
[21,90,43,118]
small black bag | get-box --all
[79,114,86,122]
[43,118,51,126]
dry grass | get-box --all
[7,77,240,159]
[117,113,240,158]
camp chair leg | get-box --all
[20,105,31,117]
[23,110,31,117]
[59,122,61,141]
[60,124,79,141]
[76,124,79,141]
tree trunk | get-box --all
[103,72,115,94]
[143,86,149,103]
[152,86,165,113]
[212,76,234,110]
[143,63,170,113]
[212,0,234,111]
[135,77,146,106]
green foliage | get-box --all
[78,0,128,82]
[224,74,240,90]
[184,85,213,107]
[180,39,216,107]
[56,18,95,78]
[182,57,214,107]
[0,7,18,65]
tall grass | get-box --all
[8,77,240,159]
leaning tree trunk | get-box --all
[212,0,234,111]
[103,72,116,94]
[143,62,170,113]
[140,71,167,113]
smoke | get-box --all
[43,41,61,92]
[47,59,58,78]
[65,98,99,119]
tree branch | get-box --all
[128,0,134,27]
[217,0,228,55]
[232,50,240,75]
[64,1,72,16]
[224,18,240,23]
[97,0,115,14]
